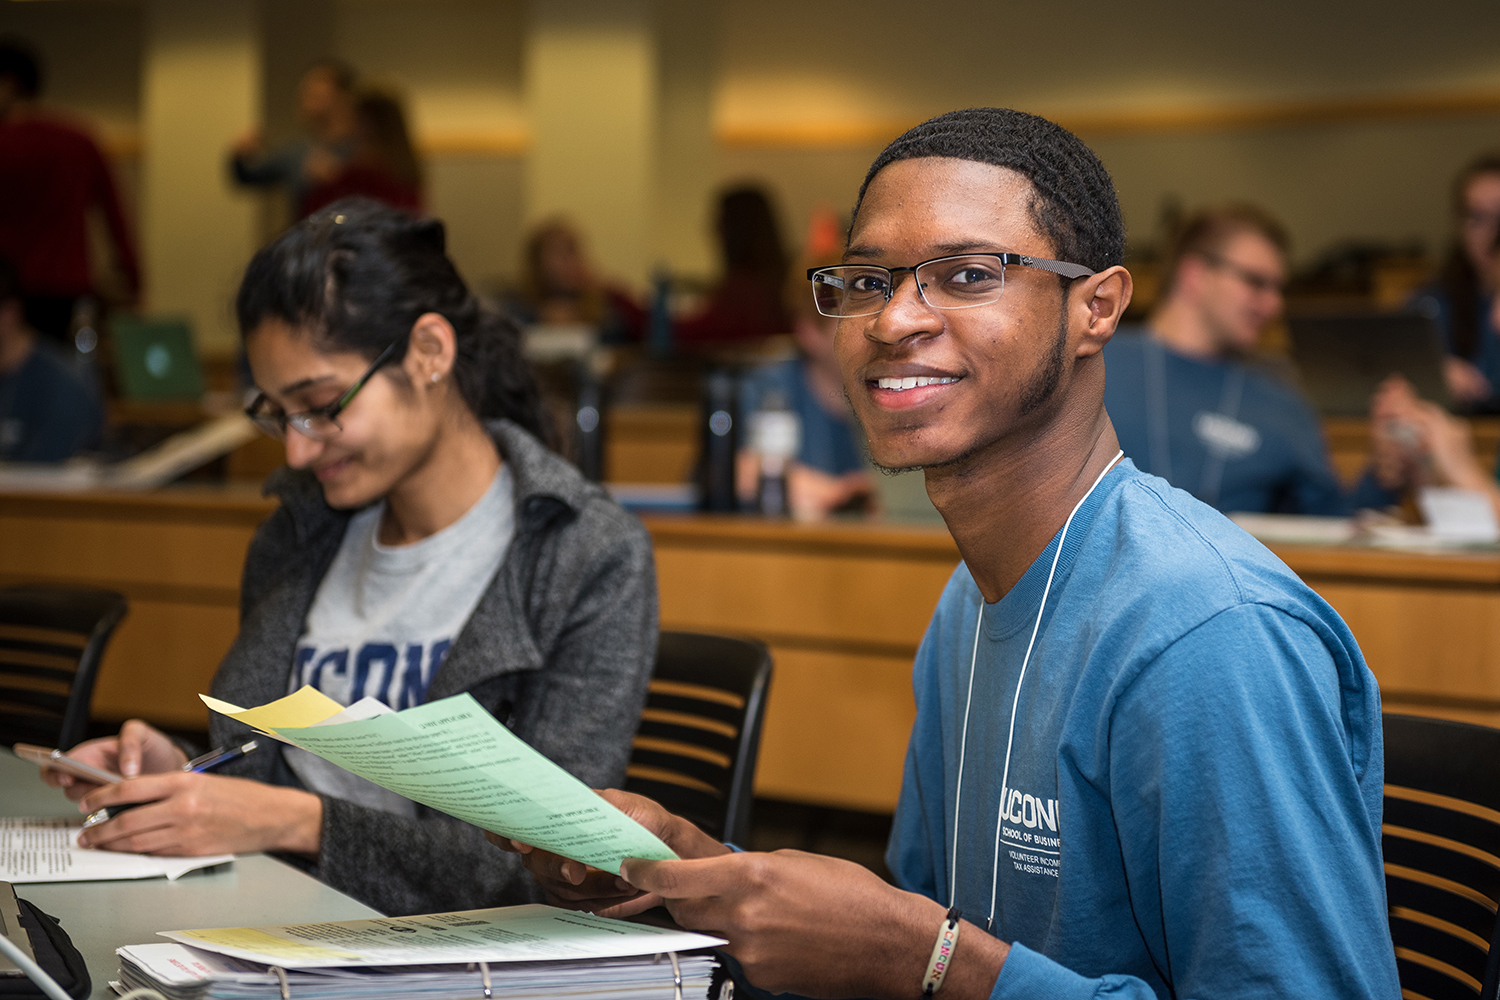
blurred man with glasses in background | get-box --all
[1104,204,1395,514]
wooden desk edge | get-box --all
[1264,542,1500,586]
[640,513,960,559]
[0,486,280,524]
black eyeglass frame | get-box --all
[244,338,404,441]
[806,252,1097,318]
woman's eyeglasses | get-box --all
[244,340,403,441]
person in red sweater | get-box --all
[300,89,423,218]
[674,185,792,346]
[0,37,139,345]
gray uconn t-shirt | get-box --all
[283,467,515,815]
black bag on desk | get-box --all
[0,897,90,1000]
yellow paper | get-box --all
[169,927,362,963]
[199,687,344,731]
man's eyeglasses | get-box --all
[807,253,1096,319]
[244,339,403,441]
[1198,253,1286,296]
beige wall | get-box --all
[8,0,1500,344]
[139,0,262,354]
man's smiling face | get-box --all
[836,157,1084,472]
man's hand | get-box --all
[485,789,729,913]
[75,773,322,857]
[619,850,1009,1000]
[39,720,188,800]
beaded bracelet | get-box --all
[921,906,963,997]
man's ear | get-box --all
[1074,266,1133,358]
[405,312,458,385]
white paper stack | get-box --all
[117,944,721,1000]
[117,905,726,1000]
[0,817,233,883]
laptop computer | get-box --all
[1286,312,1450,417]
[112,317,205,401]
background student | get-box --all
[40,198,659,917]
[735,254,875,518]
[1412,154,1500,410]
[0,36,139,345]
[1103,204,1395,514]
[0,257,103,461]
[230,59,358,218]
[299,89,423,218]
[675,185,792,346]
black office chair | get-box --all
[1382,713,1500,1000]
[0,585,128,750]
[625,632,773,846]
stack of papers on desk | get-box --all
[118,905,725,1000]
[0,817,233,883]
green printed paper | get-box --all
[268,694,677,872]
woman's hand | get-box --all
[486,789,730,914]
[39,720,189,801]
[1443,356,1493,405]
[75,774,323,857]
[1411,400,1490,491]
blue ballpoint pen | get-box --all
[81,739,261,829]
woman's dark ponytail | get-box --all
[236,197,546,440]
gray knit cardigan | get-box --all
[207,420,658,916]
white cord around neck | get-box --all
[948,450,1123,930]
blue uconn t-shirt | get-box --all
[284,467,515,814]
[887,461,1399,999]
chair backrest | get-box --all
[0,586,128,750]
[625,632,772,846]
[1382,713,1500,1000]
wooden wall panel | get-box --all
[1314,582,1500,700]
[89,598,241,728]
[753,646,915,813]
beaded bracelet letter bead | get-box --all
[921,907,963,997]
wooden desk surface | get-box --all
[4,490,1497,813]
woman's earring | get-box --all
[431,373,440,383]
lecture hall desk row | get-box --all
[1,487,1497,815]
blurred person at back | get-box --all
[231,59,358,216]
[1370,226,1500,520]
[736,251,874,518]
[1411,154,1500,410]
[675,185,791,346]
[301,89,423,218]
[1103,203,1394,514]
[505,218,645,343]
[0,36,139,345]
[0,258,103,462]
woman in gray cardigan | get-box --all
[46,200,658,916]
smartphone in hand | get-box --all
[12,744,122,785]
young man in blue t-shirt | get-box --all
[497,108,1400,1000]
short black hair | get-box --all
[0,36,41,98]
[236,197,545,440]
[850,108,1125,273]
